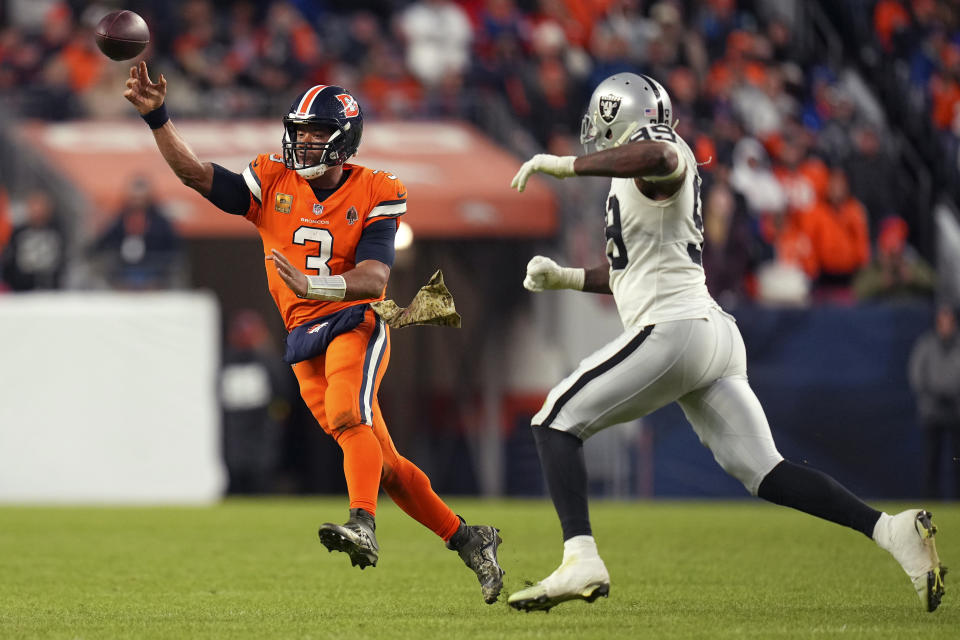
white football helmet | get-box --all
[580,73,673,152]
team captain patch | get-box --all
[275,193,293,213]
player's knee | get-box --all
[325,383,362,431]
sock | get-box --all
[446,516,470,550]
[381,455,461,541]
[872,512,893,548]
[335,425,383,517]
[563,535,599,562]
[350,507,376,531]
[532,426,592,541]
[757,460,882,539]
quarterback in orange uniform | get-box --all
[123,61,504,604]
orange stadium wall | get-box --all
[22,120,557,241]
[0,291,226,503]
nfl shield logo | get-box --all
[313,203,324,216]
[599,94,621,124]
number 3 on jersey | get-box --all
[293,226,333,276]
[605,195,628,270]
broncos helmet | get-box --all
[580,73,673,152]
[282,84,363,179]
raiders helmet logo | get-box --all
[337,94,360,118]
[346,206,358,225]
[599,94,622,124]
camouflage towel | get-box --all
[371,269,461,329]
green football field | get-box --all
[1,498,957,639]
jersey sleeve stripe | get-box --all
[368,202,406,218]
[374,198,406,207]
[242,163,262,204]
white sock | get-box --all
[563,535,599,561]
[872,512,892,549]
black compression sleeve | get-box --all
[206,163,251,216]
[355,219,397,267]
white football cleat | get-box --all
[875,509,947,612]
[508,536,610,612]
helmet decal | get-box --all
[599,95,621,124]
[337,94,360,117]
[293,84,329,117]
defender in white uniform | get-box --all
[507,73,945,613]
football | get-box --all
[94,10,150,61]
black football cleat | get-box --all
[318,508,379,570]
[447,517,505,604]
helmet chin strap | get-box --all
[296,164,329,179]
[612,121,640,147]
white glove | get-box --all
[510,154,577,192]
[523,255,585,292]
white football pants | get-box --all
[533,307,784,495]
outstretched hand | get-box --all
[124,61,167,115]
[510,154,577,192]
[267,249,308,298]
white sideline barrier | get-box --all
[0,292,226,503]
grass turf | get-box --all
[0,498,957,639]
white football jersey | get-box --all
[605,124,719,328]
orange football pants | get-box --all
[292,308,460,541]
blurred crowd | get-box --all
[0,0,950,308]
[0,0,957,496]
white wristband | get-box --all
[304,274,346,301]
[556,155,577,178]
[558,267,585,291]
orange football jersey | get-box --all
[241,155,406,330]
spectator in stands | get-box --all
[594,0,659,67]
[0,188,66,291]
[873,0,911,56]
[773,133,828,216]
[521,25,586,146]
[255,1,323,92]
[696,0,749,59]
[398,0,472,89]
[90,175,183,290]
[908,303,960,499]
[730,137,787,218]
[359,40,424,118]
[805,167,871,301]
[220,309,295,494]
[755,204,815,307]
[701,180,754,307]
[854,215,936,302]
[844,124,901,237]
